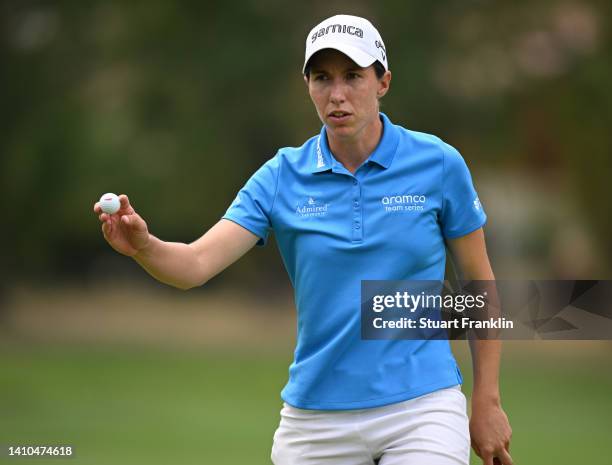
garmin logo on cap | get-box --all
[311,24,364,44]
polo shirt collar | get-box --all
[311,112,400,173]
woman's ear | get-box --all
[377,70,392,98]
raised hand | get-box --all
[93,194,150,257]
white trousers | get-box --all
[271,385,470,465]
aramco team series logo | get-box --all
[381,194,426,212]
[296,197,330,218]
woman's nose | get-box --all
[329,81,347,104]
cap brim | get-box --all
[302,42,377,73]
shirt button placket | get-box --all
[352,179,363,242]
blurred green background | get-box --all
[1,0,611,464]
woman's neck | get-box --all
[326,115,383,174]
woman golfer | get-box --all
[94,14,512,465]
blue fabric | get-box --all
[223,113,486,410]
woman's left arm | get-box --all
[447,228,514,465]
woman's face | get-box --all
[305,49,391,140]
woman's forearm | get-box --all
[133,235,203,290]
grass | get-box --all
[1,342,611,465]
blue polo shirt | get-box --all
[223,113,487,410]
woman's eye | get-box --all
[347,73,360,80]
[313,74,327,81]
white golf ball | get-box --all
[99,193,120,214]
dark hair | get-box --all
[372,61,386,79]
[304,60,386,80]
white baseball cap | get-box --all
[303,14,388,74]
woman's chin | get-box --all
[326,123,356,139]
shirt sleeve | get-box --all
[222,155,280,246]
[440,143,487,239]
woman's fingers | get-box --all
[118,194,134,214]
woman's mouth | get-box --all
[328,111,351,124]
